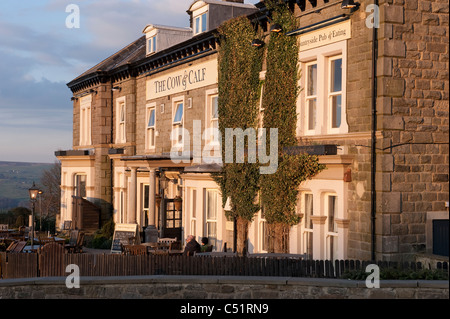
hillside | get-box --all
[0,161,54,210]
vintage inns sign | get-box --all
[147,59,218,99]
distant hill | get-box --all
[0,161,54,210]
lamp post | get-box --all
[28,182,40,249]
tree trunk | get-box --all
[271,223,290,253]
[236,216,250,255]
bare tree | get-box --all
[39,161,61,219]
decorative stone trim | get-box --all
[310,215,327,225]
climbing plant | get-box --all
[260,0,325,253]
[213,16,263,254]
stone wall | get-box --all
[0,276,447,299]
[377,0,449,261]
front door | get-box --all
[162,199,182,240]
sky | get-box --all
[0,0,260,164]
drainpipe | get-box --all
[110,83,114,221]
[370,0,379,262]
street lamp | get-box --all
[28,182,40,249]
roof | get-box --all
[69,36,146,84]
[187,0,256,13]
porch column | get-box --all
[145,168,159,243]
[335,218,350,260]
[311,215,327,260]
[128,167,137,224]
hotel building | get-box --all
[57,0,449,261]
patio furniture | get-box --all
[6,241,27,253]
[65,230,84,253]
[123,244,147,256]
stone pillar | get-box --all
[128,167,137,224]
[145,168,158,242]
[311,215,327,260]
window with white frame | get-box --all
[205,92,219,146]
[326,194,338,260]
[305,62,317,133]
[146,104,156,149]
[194,12,207,35]
[190,188,197,237]
[328,56,342,130]
[172,100,184,148]
[116,98,126,143]
[299,41,347,136]
[147,36,157,54]
[79,95,92,146]
[302,193,314,260]
[205,189,218,249]
[74,174,86,198]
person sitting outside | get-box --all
[201,237,213,252]
[183,235,201,256]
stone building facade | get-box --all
[57,0,448,262]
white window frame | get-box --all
[305,61,318,135]
[79,95,92,146]
[116,97,126,144]
[189,188,197,237]
[205,89,220,148]
[298,41,348,137]
[147,35,157,54]
[327,55,343,133]
[171,97,185,150]
[301,192,314,259]
[194,11,208,35]
[146,103,156,150]
[205,189,218,249]
[325,193,339,261]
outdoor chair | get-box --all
[73,232,85,253]
[126,244,147,256]
[65,230,80,253]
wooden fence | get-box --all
[1,249,448,280]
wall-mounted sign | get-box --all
[146,59,217,100]
[299,20,351,52]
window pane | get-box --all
[144,185,149,209]
[173,103,183,123]
[120,104,125,122]
[152,36,156,52]
[211,96,218,119]
[331,58,342,92]
[195,17,200,33]
[207,190,217,220]
[305,194,313,229]
[148,38,152,52]
[148,109,155,127]
[308,98,316,130]
[201,13,207,32]
[328,195,337,232]
[307,64,317,96]
[331,95,341,128]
